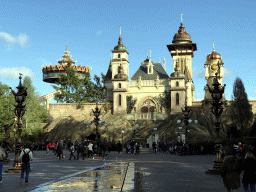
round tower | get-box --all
[42,46,91,83]
[204,41,225,101]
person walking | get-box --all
[125,142,129,154]
[82,144,87,160]
[0,147,6,183]
[76,143,82,160]
[130,140,135,155]
[117,141,122,154]
[19,147,33,183]
[221,149,242,192]
[69,143,76,160]
[46,142,51,155]
[241,152,256,192]
[88,142,93,158]
[56,143,63,161]
[152,142,157,154]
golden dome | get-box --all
[211,64,218,70]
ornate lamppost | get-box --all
[177,106,198,145]
[88,103,107,143]
[6,74,27,173]
[205,72,226,174]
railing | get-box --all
[128,79,168,87]
[124,113,168,121]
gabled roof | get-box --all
[131,62,169,80]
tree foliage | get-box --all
[154,91,171,114]
[22,76,49,126]
[0,82,16,139]
[127,96,137,113]
[52,61,106,108]
[230,77,253,137]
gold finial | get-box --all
[181,13,183,23]
[213,40,215,51]
[149,50,152,59]
[119,26,121,36]
[66,45,68,51]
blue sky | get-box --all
[0,0,256,103]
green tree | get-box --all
[230,77,253,137]
[127,96,137,113]
[154,91,171,114]
[22,76,49,134]
[0,82,16,139]
[53,61,106,107]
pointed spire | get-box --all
[149,50,152,59]
[163,57,166,71]
[181,13,183,23]
[213,40,215,51]
[66,45,68,51]
[119,26,121,36]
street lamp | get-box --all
[6,74,27,173]
[177,117,198,145]
[88,103,107,143]
[205,71,226,175]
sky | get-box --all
[0,0,256,104]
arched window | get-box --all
[118,54,120,58]
[119,94,121,106]
[176,93,179,105]
[176,81,179,87]
[118,83,121,88]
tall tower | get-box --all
[104,26,130,107]
[167,14,197,107]
[204,41,225,101]
[110,26,129,79]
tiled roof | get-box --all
[131,62,169,80]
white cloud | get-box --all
[0,66,35,79]
[194,92,205,99]
[0,32,30,50]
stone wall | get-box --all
[48,103,108,122]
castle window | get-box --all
[176,93,179,105]
[119,94,121,106]
[118,54,120,58]
[118,83,121,88]
[176,81,179,87]
[149,66,152,73]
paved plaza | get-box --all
[0,150,246,192]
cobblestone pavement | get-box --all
[0,150,246,192]
[115,151,245,192]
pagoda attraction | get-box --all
[42,46,91,83]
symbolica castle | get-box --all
[41,17,256,122]
[104,21,226,116]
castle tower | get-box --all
[104,26,129,105]
[167,14,196,109]
[110,26,129,79]
[204,40,225,101]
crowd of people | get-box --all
[45,138,112,161]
